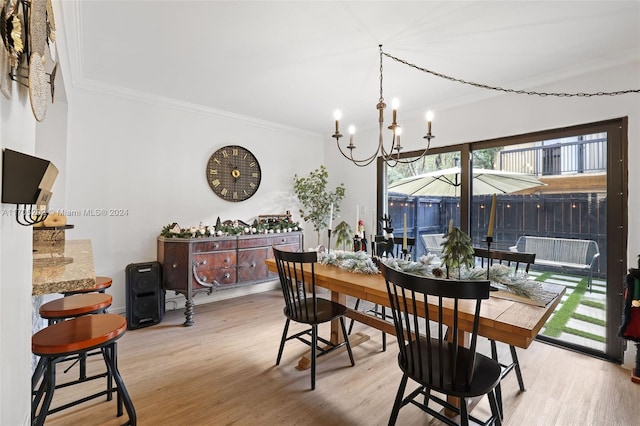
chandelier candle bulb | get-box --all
[403,213,407,250]
[348,125,356,147]
[426,110,434,134]
[392,98,399,124]
[333,110,342,134]
[487,193,497,238]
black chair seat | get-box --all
[401,341,501,397]
[284,298,348,324]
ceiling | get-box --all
[63,1,639,136]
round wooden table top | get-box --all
[39,293,112,319]
[32,314,126,356]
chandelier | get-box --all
[332,45,435,168]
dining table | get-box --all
[264,257,565,369]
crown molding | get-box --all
[71,76,322,138]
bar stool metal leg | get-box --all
[102,342,136,424]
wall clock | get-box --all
[206,145,262,202]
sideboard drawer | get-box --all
[194,252,237,269]
[193,239,236,252]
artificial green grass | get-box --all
[533,272,554,282]
[580,299,606,310]
[572,312,606,327]
[541,277,588,338]
[562,327,606,343]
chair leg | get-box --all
[460,396,469,426]
[347,299,361,335]
[102,342,137,425]
[510,345,526,392]
[311,324,318,390]
[33,357,57,426]
[276,319,290,365]
[487,389,502,426]
[388,373,409,426]
[381,306,387,352]
[339,317,355,366]
[490,340,503,418]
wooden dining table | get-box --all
[264,257,565,368]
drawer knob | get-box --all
[224,272,230,279]
[201,259,207,265]
[250,262,256,268]
[214,243,220,249]
[172,263,178,268]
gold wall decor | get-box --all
[0,0,57,120]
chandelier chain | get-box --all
[382,50,640,97]
[379,46,384,102]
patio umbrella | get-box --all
[388,167,545,197]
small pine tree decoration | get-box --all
[334,221,354,251]
[440,227,475,279]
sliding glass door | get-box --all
[379,118,627,362]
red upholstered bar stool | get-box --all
[31,314,136,426]
[62,276,113,296]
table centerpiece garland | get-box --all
[316,251,557,304]
[318,250,379,274]
[382,256,554,303]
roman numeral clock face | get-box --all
[206,145,262,202]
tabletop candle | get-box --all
[356,205,359,234]
[329,203,333,230]
[487,193,497,238]
[448,218,453,233]
[403,213,407,250]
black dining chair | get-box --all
[474,247,536,416]
[380,263,502,426]
[272,246,355,390]
[349,236,415,351]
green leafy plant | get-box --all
[440,227,475,279]
[334,221,353,250]
[293,165,346,245]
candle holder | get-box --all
[484,236,493,280]
[402,248,409,261]
[327,229,332,254]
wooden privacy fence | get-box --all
[387,192,606,277]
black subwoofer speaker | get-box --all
[125,261,164,329]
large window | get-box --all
[378,118,628,362]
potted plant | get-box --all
[293,165,346,246]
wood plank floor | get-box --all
[43,289,639,425]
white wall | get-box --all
[64,88,324,313]
[0,84,38,425]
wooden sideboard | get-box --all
[157,232,302,326]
